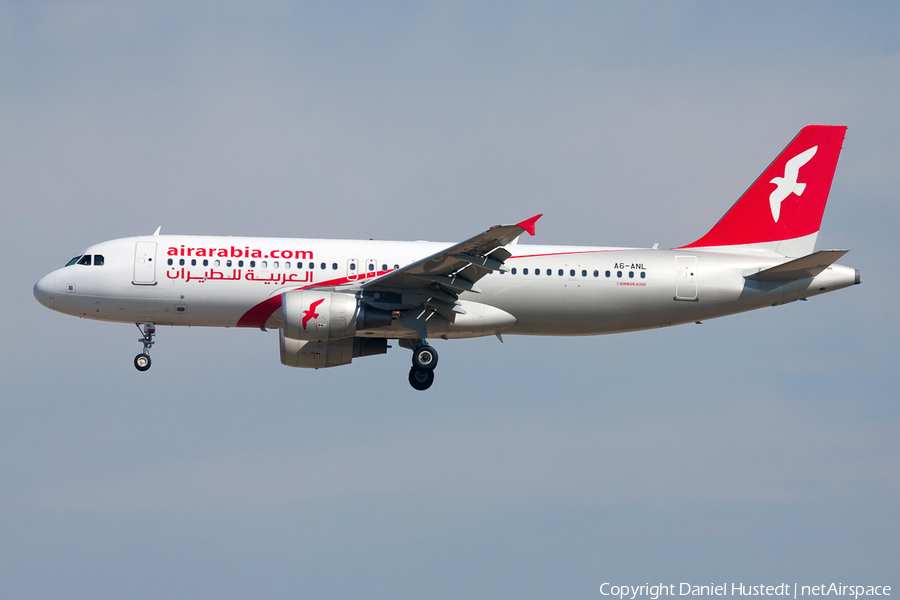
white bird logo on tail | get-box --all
[769,146,817,222]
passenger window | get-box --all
[382,264,387,271]
[581,270,587,277]
[191,259,197,266]
[66,256,82,267]
[333,263,338,270]
[393,264,399,270]
[78,255,92,266]
[94,255,104,266]
[535,268,540,275]
[629,271,634,278]
[203,259,208,267]
[605,270,611,277]
[558,269,563,276]
[617,271,622,278]
[511,268,517,274]
[350,263,356,271]
[309,262,314,269]
[523,268,529,275]
[273,261,279,268]
[167,258,173,266]
[250,261,256,267]
[214,260,220,267]
[179,258,185,266]
[226,260,232,267]
[570,269,575,276]
[368,264,375,271]
[285,261,291,269]
[238,260,244,267]
[640,272,646,279]
[321,262,326,270]
[593,270,598,277]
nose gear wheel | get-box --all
[134,353,151,371]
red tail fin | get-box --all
[680,125,846,250]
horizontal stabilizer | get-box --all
[744,250,848,282]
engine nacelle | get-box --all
[280,330,388,368]
[282,290,392,341]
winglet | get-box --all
[516,214,543,236]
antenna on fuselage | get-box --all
[152,226,161,236]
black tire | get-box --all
[134,353,151,371]
[412,344,438,371]
[408,367,435,391]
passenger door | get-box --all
[675,256,698,300]
[133,242,157,285]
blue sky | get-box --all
[1,2,898,598]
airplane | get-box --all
[33,125,859,390]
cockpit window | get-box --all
[77,255,92,266]
[93,255,104,266]
[65,256,82,267]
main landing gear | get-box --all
[134,322,155,372]
[408,342,438,391]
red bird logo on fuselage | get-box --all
[302,298,325,330]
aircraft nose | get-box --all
[33,273,55,309]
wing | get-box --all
[358,214,542,326]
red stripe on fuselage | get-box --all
[235,271,392,327]
[237,294,285,328]
[509,249,624,259]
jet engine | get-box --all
[282,290,392,341]
[279,331,388,368]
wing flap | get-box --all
[410,274,483,294]
[449,254,507,272]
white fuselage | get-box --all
[34,234,858,339]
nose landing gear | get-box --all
[134,322,155,371]
[408,342,438,391]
